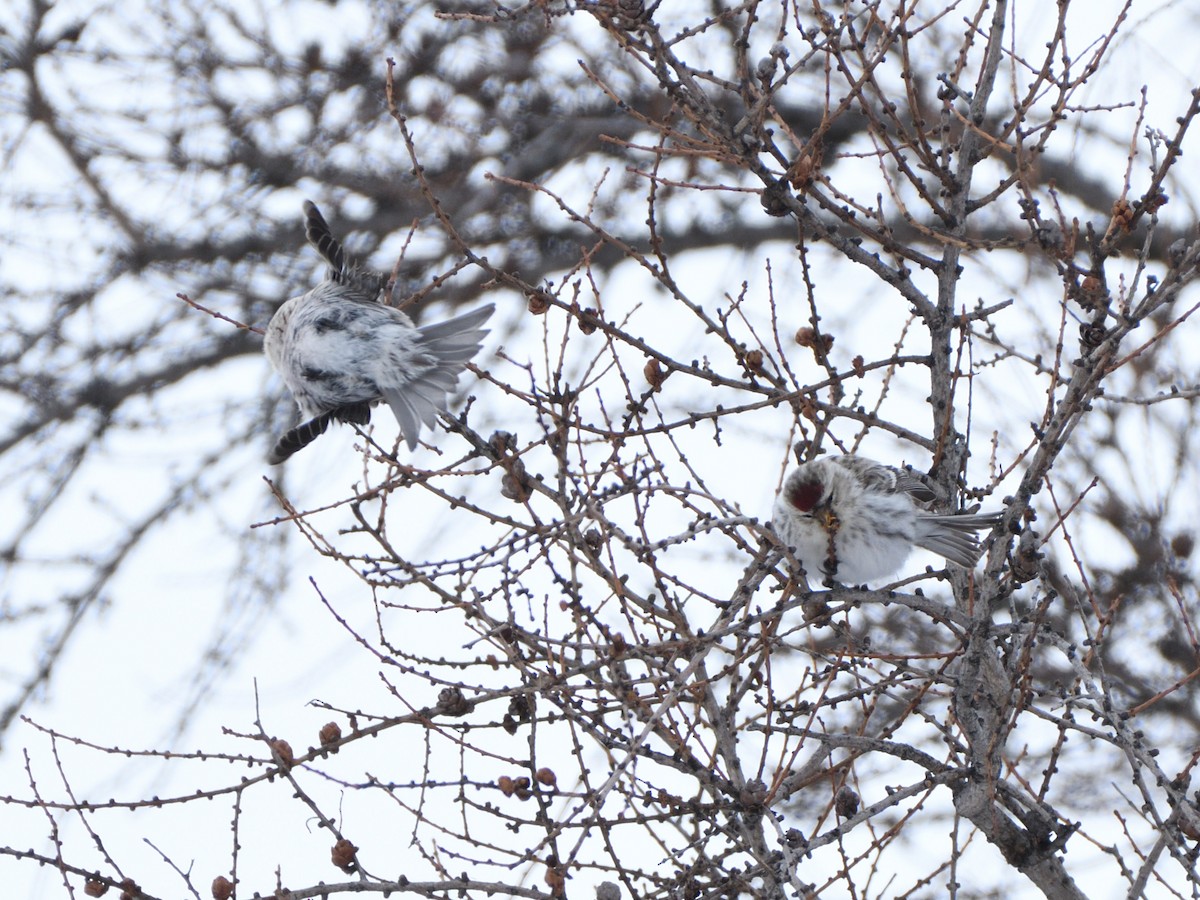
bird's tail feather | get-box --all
[302,200,347,281]
[915,512,1002,567]
[268,409,336,464]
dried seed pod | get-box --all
[1142,191,1167,214]
[577,307,600,335]
[1076,274,1106,310]
[118,879,139,900]
[760,178,792,217]
[269,738,294,771]
[1171,533,1194,560]
[500,465,533,503]
[498,775,517,797]
[84,880,109,898]
[784,827,807,848]
[644,359,668,389]
[211,876,234,900]
[1079,321,1107,351]
[794,327,834,353]
[835,785,860,818]
[514,776,531,790]
[319,721,342,747]
[787,143,823,192]
[508,694,532,721]
[744,348,764,374]
[797,395,818,422]
[545,864,567,896]
[739,778,768,808]
[437,686,471,716]
[527,290,552,315]
[596,0,646,29]
[535,767,557,787]
[331,838,359,873]
[1180,805,1200,840]
[489,430,517,456]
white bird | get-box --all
[771,454,1001,584]
[264,201,494,463]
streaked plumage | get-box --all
[771,454,1000,584]
[264,201,493,463]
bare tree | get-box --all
[3,1,1200,898]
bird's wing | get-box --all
[841,457,934,501]
[377,304,495,450]
[895,471,937,503]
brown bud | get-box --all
[535,767,557,787]
[498,775,517,797]
[794,327,834,353]
[1172,533,1194,560]
[211,876,234,900]
[611,632,627,656]
[319,722,342,748]
[527,290,551,315]
[851,355,865,377]
[644,358,668,390]
[1111,198,1135,232]
[269,738,294,771]
[787,144,823,191]
[84,880,109,898]
[331,838,359,873]
[744,348,764,374]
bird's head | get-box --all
[785,471,838,531]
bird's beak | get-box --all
[814,503,838,531]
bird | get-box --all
[263,201,494,464]
[771,454,1001,584]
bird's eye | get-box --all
[786,478,823,512]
